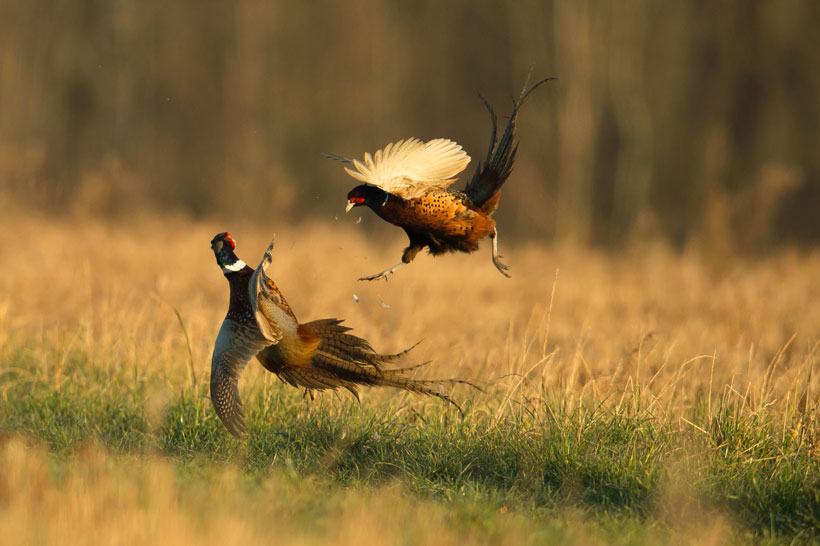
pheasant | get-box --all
[209,231,468,437]
[327,77,553,281]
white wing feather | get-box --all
[342,138,471,199]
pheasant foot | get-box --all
[359,262,405,282]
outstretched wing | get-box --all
[333,138,471,200]
[210,319,271,437]
[249,238,297,342]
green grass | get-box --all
[2,369,818,545]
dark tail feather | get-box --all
[464,77,555,213]
[288,318,475,415]
[303,318,419,370]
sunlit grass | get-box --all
[2,213,819,544]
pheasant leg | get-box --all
[490,230,511,277]
[359,262,405,282]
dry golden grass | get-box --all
[0,438,501,546]
[6,212,819,412]
[1,436,744,546]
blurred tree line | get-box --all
[1,0,817,251]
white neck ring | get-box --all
[222,259,247,273]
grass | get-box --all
[3,380,819,544]
[2,213,819,544]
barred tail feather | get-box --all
[303,318,418,369]
[289,318,473,414]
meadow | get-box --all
[1,1,818,543]
[1,211,819,544]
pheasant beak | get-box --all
[345,201,355,213]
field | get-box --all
[1,212,818,544]
[1,0,818,543]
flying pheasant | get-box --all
[209,232,468,437]
[327,77,553,281]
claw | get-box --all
[358,271,392,282]
[359,262,405,282]
[492,255,511,277]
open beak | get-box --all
[345,201,355,213]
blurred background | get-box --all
[1,0,817,252]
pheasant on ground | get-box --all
[327,77,554,281]
[209,231,469,437]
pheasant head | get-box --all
[346,185,389,212]
[210,232,247,274]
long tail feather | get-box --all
[305,318,419,369]
[286,319,474,415]
[464,77,555,213]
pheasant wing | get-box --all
[210,319,271,437]
[211,238,294,438]
[249,238,291,343]
[322,152,354,165]
[341,138,471,200]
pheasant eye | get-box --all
[352,197,365,204]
